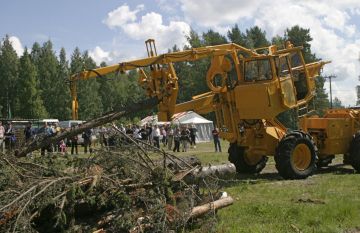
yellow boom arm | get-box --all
[70,41,261,119]
[70,39,328,122]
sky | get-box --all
[1,0,360,106]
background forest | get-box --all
[0,25,343,128]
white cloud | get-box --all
[104,4,191,53]
[8,36,24,56]
[156,0,180,14]
[180,0,265,27]
[178,0,360,106]
[103,4,144,29]
[89,46,113,65]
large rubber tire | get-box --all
[228,143,268,174]
[349,133,360,172]
[275,131,317,179]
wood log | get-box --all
[190,196,234,219]
[15,98,159,157]
[194,163,236,179]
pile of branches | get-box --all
[0,126,233,233]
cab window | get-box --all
[275,56,290,78]
[244,59,272,81]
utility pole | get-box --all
[326,75,337,109]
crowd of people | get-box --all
[119,123,198,153]
[0,120,223,155]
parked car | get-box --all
[32,119,59,134]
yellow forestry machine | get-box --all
[70,39,331,179]
[300,108,360,170]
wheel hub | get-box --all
[291,143,311,171]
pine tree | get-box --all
[30,42,41,65]
[285,26,316,62]
[70,48,102,120]
[52,48,71,120]
[97,62,117,113]
[246,26,270,48]
[202,29,228,46]
[313,76,329,115]
[36,40,59,117]
[80,51,102,119]
[271,35,285,48]
[227,24,251,47]
[18,48,47,118]
[186,29,202,48]
[332,97,344,108]
[0,35,19,118]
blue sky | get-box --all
[1,0,360,105]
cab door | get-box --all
[276,55,297,108]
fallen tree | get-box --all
[1,127,234,232]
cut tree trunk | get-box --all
[15,98,159,157]
[190,196,234,218]
[194,163,236,179]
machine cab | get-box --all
[234,47,315,119]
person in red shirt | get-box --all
[0,121,5,153]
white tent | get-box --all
[172,111,214,142]
[139,115,169,126]
[140,111,214,142]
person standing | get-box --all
[146,124,153,144]
[41,123,53,156]
[167,126,174,150]
[189,124,197,148]
[0,122,5,153]
[82,128,92,154]
[71,125,78,155]
[153,125,160,148]
[5,122,15,152]
[24,122,34,144]
[139,125,148,141]
[161,126,167,146]
[180,125,190,152]
[212,127,222,152]
[59,139,66,154]
[133,125,142,140]
[54,123,61,152]
[173,127,181,152]
[102,126,109,148]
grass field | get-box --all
[166,141,360,233]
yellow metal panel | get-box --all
[301,118,328,129]
[234,81,285,119]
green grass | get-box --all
[168,142,360,233]
[217,170,360,233]
[167,140,229,164]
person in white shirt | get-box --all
[133,125,142,139]
[153,125,160,148]
[0,121,5,153]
